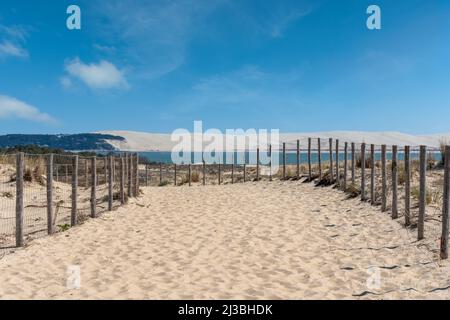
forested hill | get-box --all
[0,133,125,151]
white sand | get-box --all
[0,181,450,299]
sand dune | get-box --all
[98,130,450,151]
[0,180,449,299]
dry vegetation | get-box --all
[2,151,448,260]
[0,156,123,251]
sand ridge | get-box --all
[0,180,449,299]
[99,130,450,151]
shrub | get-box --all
[191,171,200,182]
[345,183,360,198]
[398,163,406,185]
[113,191,127,202]
[355,156,371,169]
[25,156,46,185]
[8,158,46,185]
[158,180,170,187]
[180,174,189,185]
[427,152,436,170]
[286,167,294,178]
[1,191,13,198]
[57,224,70,232]
[315,170,335,186]
[411,186,441,205]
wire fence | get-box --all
[137,137,450,260]
[0,152,139,256]
[2,140,449,261]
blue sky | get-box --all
[0,0,449,134]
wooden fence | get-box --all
[138,138,450,260]
[3,140,450,261]
[1,152,139,250]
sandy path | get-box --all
[0,180,450,299]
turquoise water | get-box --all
[131,151,425,165]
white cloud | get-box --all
[268,9,311,38]
[173,66,304,114]
[0,24,29,59]
[93,44,116,54]
[0,95,56,124]
[64,58,128,90]
[60,76,73,89]
[0,24,29,42]
[0,41,28,58]
[90,0,225,79]
[229,2,315,39]
[84,1,313,79]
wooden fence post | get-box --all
[231,152,235,184]
[124,153,128,190]
[130,154,134,193]
[256,147,260,181]
[145,164,149,187]
[189,164,192,186]
[96,161,100,187]
[243,151,247,183]
[404,146,411,226]
[85,159,88,188]
[103,157,107,185]
[135,154,139,193]
[392,145,398,219]
[16,152,24,247]
[172,164,176,186]
[418,145,426,240]
[130,153,136,192]
[308,138,312,180]
[283,142,286,179]
[329,138,334,182]
[243,163,246,182]
[361,143,366,201]
[202,161,206,185]
[90,157,97,218]
[335,139,339,185]
[231,163,234,184]
[440,146,450,259]
[351,142,356,185]
[112,156,117,183]
[46,154,54,235]
[71,155,78,226]
[370,144,375,205]
[134,153,139,196]
[269,144,272,181]
[120,157,125,205]
[218,160,221,185]
[128,154,133,197]
[318,138,322,179]
[159,162,162,185]
[343,142,348,190]
[296,140,300,178]
[381,144,387,212]
[108,156,113,211]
